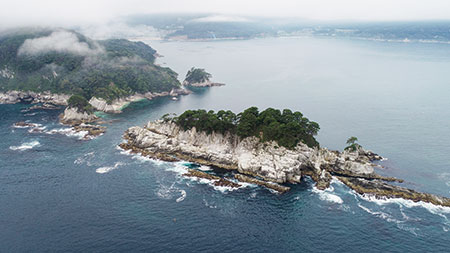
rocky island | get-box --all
[182,67,225,87]
[120,107,450,207]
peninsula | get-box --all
[0,27,190,114]
[120,107,450,207]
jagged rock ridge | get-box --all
[120,120,450,206]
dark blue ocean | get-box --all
[1,37,449,252]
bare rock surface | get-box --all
[121,120,450,205]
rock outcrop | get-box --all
[59,107,105,139]
[0,91,69,105]
[182,80,225,87]
[0,89,191,114]
[89,89,191,113]
[121,120,450,206]
[60,107,98,125]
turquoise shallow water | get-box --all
[1,37,450,252]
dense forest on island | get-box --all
[166,107,320,148]
[184,67,211,84]
[0,28,180,103]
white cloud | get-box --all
[18,31,104,56]
[191,15,251,23]
[0,0,449,30]
[79,22,163,40]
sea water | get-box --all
[1,36,449,252]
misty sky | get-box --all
[1,0,450,28]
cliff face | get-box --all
[60,107,98,125]
[122,120,450,206]
[89,88,191,113]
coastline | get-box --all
[0,87,191,113]
[120,120,450,207]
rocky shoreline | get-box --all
[2,88,191,140]
[120,120,450,206]
[88,88,191,113]
[1,88,191,113]
[59,107,106,139]
[0,91,69,105]
[182,80,225,88]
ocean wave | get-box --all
[96,162,124,174]
[45,128,89,140]
[176,190,186,202]
[12,122,42,129]
[311,178,344,204]
[438,172,450,189]
[198,165,212,171]
[74,151,95,166]
[358,203,398,223]
[166,162,189,175]
[156,181,183,201]
[359,194,450,215]
[203,198,217,209]
[9,140,40,151]
[28,125,47,133]
[312,186,344,204]
[348,189,450,233]
[357,203,420,236]
[117,147,261,194]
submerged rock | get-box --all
[235,174,290,193]
[13,121,38,128]
[338,177,450,207]
[73,124,106,138]
[183,169,241,188]
[28,103,60,110]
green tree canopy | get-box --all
[345,136,361,151]
[172,107,320,149]
[67,94,93,113]
[184,67,212,84]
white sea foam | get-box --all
[28,125,47,133]
[358,203,398,223]
[12,122,42,129]
[184,174,248,193]
[311,179,344,204]
[9,140,40,151]
[203,198,217,209]
[359,194,450,215]
[312,187,344,204]
[45,128,88,140]
[156,182,181,200]
[176,190,186,202]
[198,165,212,171]
[74,151,95,165]
[96,162,123,174]
[438,172,450,188]
[166,162,189,175]
[357,203,420,236]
